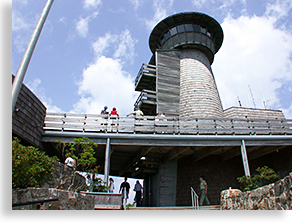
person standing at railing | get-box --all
[109,178,115,193]
[199,177,210,206]
[110,107,119,131]
[100,106,109,131]
[127,108,144,118]
[101,106,109,115]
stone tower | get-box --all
[135,12,224,118]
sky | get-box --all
[12,0,292,119]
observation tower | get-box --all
[135,12,224,118]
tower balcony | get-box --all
[134,89,157,115]
[135,63,156,92]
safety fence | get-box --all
[43,113,292,135]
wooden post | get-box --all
[240,139,250,177]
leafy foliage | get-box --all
[256,165,278,184]
[237,174,260,191]
[56,137,108,192]
[57,137,98,173]
[12,137,59,189]
[90,176,109,192]
[237,165,279,191]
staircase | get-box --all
[128,205,221,210]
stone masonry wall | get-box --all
[42,162,86,191]
[180,49,223,118]
[224,107,285,119]
[220,172,292,210]
[12,188,95,210]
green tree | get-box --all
[56,137,108,192]
[12,137,58,189]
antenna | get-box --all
[237,96,242,107]
[248,84,256,108]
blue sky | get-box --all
[12,0,292,119]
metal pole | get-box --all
[104,138,111,185]
[240,139,251,176]
[12,0,54,113]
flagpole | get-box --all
[12,0,54,113]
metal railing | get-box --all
[43,113,292,135]
[135,63,156,88]
[191,187,199,210]
[134,89,157,108]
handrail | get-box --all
[191,187,199,210]
[43,113,292,136]
[135,63,156,87]
[12,198,59,207]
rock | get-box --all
[220,172,292,210]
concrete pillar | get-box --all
[104,138,111,185]
[179,49,223,118]
[240,140,251,177]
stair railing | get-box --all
[191,187,199,210]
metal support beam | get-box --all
[104,138,111,185]
[12,0,54,113]
[240,140,250,177]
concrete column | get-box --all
[240,139,251,177]
[179,49,223,118]
[104,138,111,185]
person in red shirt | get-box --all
[110,107,118,116]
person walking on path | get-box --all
[199,177,210,206]
[119,177,130,199]
[133,180,143,206]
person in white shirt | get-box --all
[64,156,75,168]
[127,109,144,118]
[109,178,115,193]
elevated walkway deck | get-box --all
[41,113,292,179]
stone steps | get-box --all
[94,204,121,210]
[128,205,221,210]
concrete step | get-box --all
[94,204,121,210]
[199,205,221,210]
[128,205,220,210]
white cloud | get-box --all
[191,0,207,9]
[72,30,138,115]
[83,0,102,9]
[76,11,98,38]
[212,14,292,118]
[144,0,174,31]
[265,0,292,19]
[129,0,143,10]
[71,56,138,115]
[92,29,137,63]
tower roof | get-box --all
[149,12,224,55]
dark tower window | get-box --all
[201,26,207,34]
[164,31,171,40]
[170,27,177,36]
[185,24,193,32]
[193,24,200,32]
[177,25,185,33]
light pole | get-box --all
[12,0,54,113]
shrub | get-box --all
[12,137,58,189]
[237,165,278,191]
